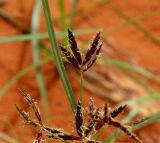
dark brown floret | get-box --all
[75,101,83,136]
[83,32,101,66]
[16,89,143,143]
[34,132,42,143]
[44,126,81,140]
[110,104,127,118]
[60,46,80,70]
[60,30,102,72]
[68,29,82,65]
[18,88,42,125]
[109,119,142,143]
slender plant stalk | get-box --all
[70,0,78,29]
[41,0,76,112]
[58,0,67,31]
[58,0,68,44]
[31,0,50,123]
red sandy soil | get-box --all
[0,0,160,143]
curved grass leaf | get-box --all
[70,0,78,29]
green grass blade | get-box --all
[0,29,99,43]
[0,132,19,143]
[0,59,51,98]
[1,8,160,43]
[134,112,160,129]
[123,70,153,93]
[41,0,76,112]
[98,57,159,82]
[106,2,160,48]
[123,92,160,105]
[58,0,67,31]
[58,0,68,43]
[69,0,78,29]
[31,0,49,123]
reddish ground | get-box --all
[0,0,160,143]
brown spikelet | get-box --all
[75,101,83,136]
[89,98,95,113]
[68,29,82,64]
[16,90,143,143]
[110,104,127,118]
[55,134,81,141]
[85,108,99,136]
[60,46,80,70]
[83,32,101,66]
[18,88,42,124]
[96,42,103,55]
[109,119,142,143]
[60,30,102,72]
[42,126,62,134]
[95,104,109,130]
[128,117,149,126]
[33,132,42,143]
[44,126,81,140]
[83,56,97,72]
[103,103,109,119]
[15,104,37,127]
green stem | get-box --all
[41,0,77,113]
[58,0,68,43]
[70,0,78,29]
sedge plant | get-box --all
[16,29,145,143]
[15,0,147,143]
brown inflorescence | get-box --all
[60,29,102,72]
[16,89,144,143]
